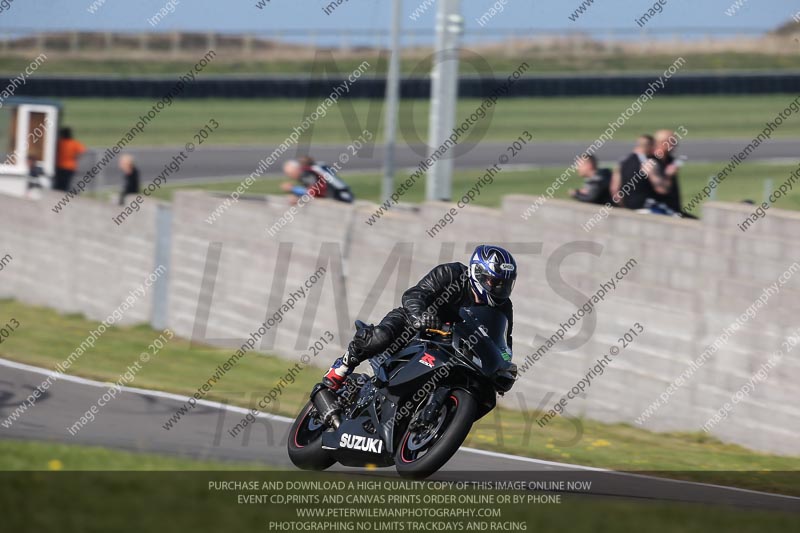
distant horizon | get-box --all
[1,0,796,45]
[0,24,790,49]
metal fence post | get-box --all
[763,179,773,203]
[151,203,173,330]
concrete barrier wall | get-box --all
[0,191,160,325]
[1,188,798,455]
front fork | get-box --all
[412,387,451,430]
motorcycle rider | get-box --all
[281,156,354,204]
[321,245,517,391]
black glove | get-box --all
[411,312,442,331]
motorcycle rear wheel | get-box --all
[287,401,336,471]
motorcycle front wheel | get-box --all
[394,389,477,479]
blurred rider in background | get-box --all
[281,156,353,205]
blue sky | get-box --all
[1,0,796,41]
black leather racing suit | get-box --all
[346,262,514,365]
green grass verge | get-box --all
[0,438,263,471]
[0,300,798,496]
[57,95,800,146]
[1,465,798,533]
[152,162,800,215]
[5,52,800,75]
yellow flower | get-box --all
[48,459,63,471]
[545,443,555,449]
[560,453,570,458]
[591,439,611,447]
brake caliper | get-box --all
[416,387,451,429]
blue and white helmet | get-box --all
[468,245,517,307]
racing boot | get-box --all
[321,350,358,391]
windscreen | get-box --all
[453,306,512,374]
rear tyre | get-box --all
[395,389,477,479]
[287,402,336,471]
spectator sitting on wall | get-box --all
[632,159,685,217]
[118,153,140,206]
[569,153,611,205]
[652,128,694,218]
[280,159,307,206]
[54,127,87,192]
[280,155,354,205]
[610,134,658,210]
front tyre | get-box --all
[287,402,336,471]
[395,389,477,479]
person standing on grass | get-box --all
[118,154,140,205]
[25,154,45,197]
[54,127,86,192]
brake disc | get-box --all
[406,408,447,451]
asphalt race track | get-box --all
[85,139,800,191]
[1,358,798,512]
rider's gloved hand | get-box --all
[411,312,442,331]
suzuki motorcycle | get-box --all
[287,306,517,479]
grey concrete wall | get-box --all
[0,191,160,325]
[2,188,798,455]
[500,196,800,456]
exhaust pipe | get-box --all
[311,386,341,429]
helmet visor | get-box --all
[476,269,516,302]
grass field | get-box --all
[0,299,797,496]
[5,52,800,75]
[57,95,800,147]
[0,439,262,471]
[150,162,800,215]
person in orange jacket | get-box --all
[54,127,86,192]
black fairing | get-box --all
[376,341,452,393]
